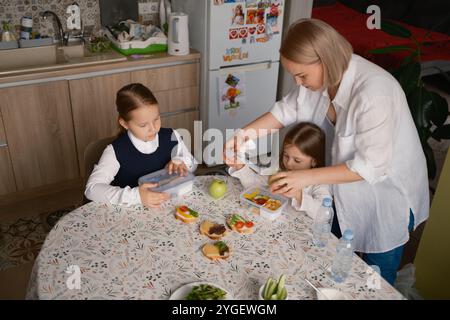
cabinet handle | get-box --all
[0,142,7,148]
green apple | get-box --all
[208,179,227,199]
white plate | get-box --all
[169,281,233,300]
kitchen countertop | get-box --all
[0,49,200,87]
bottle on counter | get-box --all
[331,229,354,283]
[20,16,33,40]
[312,197,334,247]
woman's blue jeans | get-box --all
[331,210,415,286]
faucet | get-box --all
[40,10,70,45]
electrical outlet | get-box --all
[139,2,158,15]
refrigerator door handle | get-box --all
[219,61,272,75]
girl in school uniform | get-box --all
[85,83,197,208]
[229,122,331,219]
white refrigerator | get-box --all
[172,0,285,166]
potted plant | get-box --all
[369,19,450,182]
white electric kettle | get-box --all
[168,12,189,56]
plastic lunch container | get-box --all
[138,168,195,197]
[240,187,288,221]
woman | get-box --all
[224,19,429,285]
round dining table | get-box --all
[26,175,404,300]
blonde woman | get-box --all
[224,19,429,285]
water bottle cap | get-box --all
[343,229,354,240]
[322,198,332,207]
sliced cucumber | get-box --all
[264,280,278,300]
[276,274,286,293]
[277,287,287,300]
[263,277,274,299]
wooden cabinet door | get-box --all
[131,63,199,113]
[0,114,16,195]
[69,72,131,176]
[0,81,79,190]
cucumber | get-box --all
[276,274,286,293]
[263,277,274,299]
[264,280,278,300]
[277,287,287,300]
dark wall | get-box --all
[313,0,449,35]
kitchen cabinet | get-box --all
[69,72,131,175]
[0,52,200,201]
[0,81,79,190]
[0,113,16,195]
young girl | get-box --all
[228,122,330,218]
[85,83,197,208]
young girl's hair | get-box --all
[116,83,159,134]
[280,122,325,170]
[280,18,353,88]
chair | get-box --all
[80,135,116,205]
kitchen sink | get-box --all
[0,41,127,76]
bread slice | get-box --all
[200,220,228,240]
[227,214,254,234]
[175,206,198,223]
[202,242,231,260]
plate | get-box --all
[169,281,233,300]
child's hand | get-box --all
[138,183,171,208]
[167,160,188,176]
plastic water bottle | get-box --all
[312,198,334,247]
[331,229,354,283]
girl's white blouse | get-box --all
[85,130,197,206]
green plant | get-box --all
[88,36,111,53]
[262,274,287,300]
[369,19,450,179]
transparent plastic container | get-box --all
[138,168,195,197]
[240,187,288,221]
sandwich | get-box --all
[200,220,228,240]
[227,214,254,234]
[175,205,199,223]
[202,241,231,260]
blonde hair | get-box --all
[280,18,353,88]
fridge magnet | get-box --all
[257,0,271,9]
[223,47,249,62]
[246,9,257,24]
[214,0,224,5]
[224,0,237,3]
[242,38,247,44]
[256,35,269,43]
[239,27,248,38]
[266,12,281,34]
[229,28,239,40]
[250,35,256,44]
[231,4,245,26]
[248,26,257,35]
[219,73,246,114]
[245,0,259,8]
[256,23,266,34]
[256,8,266,24]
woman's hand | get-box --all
[167,160,188,176]
[223,131,247,169]
[269,170,313,197]
[138,183,171,208]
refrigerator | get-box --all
[171,0,285,166]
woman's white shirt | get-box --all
[228,165,331,220]
[270,54,429,253]
[84,130,197,206]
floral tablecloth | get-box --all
[26,176,404,300]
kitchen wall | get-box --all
[0,0,159,39]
